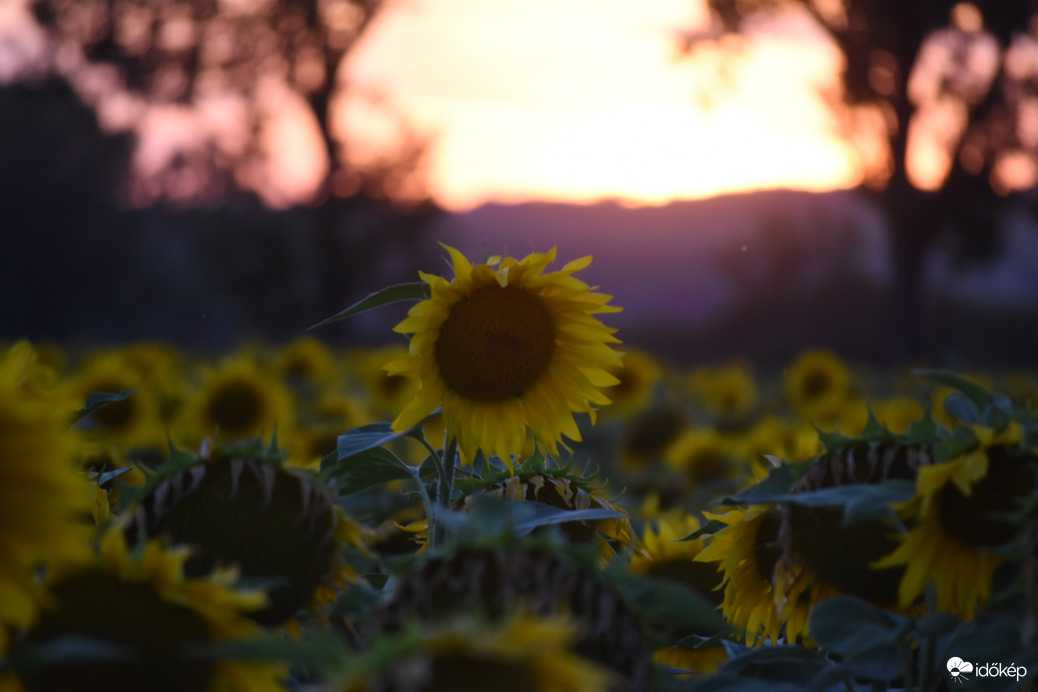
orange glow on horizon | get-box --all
[342,0,867,211]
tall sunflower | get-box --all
[386,246,622,468]
[2,531,287,692]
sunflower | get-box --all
[273,335,338,387]
[629,512,723,609]
[618,406,689,473]
[873,423,1035,619]
[180,355,294,446]
[1,531,287,692]
[784,349,854,425]
[600,346,662,419]
[694,504,814,644]
[687,360,756,421]
[346,345,421,421]
[386,245,622,469]
[663,427,739,490]
[344,614,616,692]
[72,352,166,452]
[873,395,926,435]
[123,442,369,627]
[0,341,93,631]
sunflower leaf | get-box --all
[336,422,411,459]
[71,389,140,425]
[809,595,910,661]
[308,282,431,330]
[323,445,416,495]
[679,519,728,541]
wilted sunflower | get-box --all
[123,442,367,626]
[873,423,1036,618]
[386,245,622,469]
[2,531,287,692]
[0,341,93,631]
[343,614,616,692]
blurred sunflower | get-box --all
[273,335,338,389]
[873,395,926,435]
[688,361,756,421]
[73,352,166,452]
[386,245,622,469]
[344,614,616,692]
[2,531,287,692]
[873,423,1035,618]
[663,427,740,490]
[600,346,662,419]
[124,443,367,626]
[0,341,93,631]
[618,406,689,473]
[784,349,854,425]
[180,356,294,445]
[287,391,372,470]
[347,345,421,421]
[732,416,819,469]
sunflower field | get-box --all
[2,244,1038,692]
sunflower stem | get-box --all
[428,435,458,549]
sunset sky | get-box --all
[342,0,863,211]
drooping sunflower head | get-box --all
[376,542,651,685]
[694,504,795,644]
[2,531,287,692]
[386,245,622,470]
[781,440,929,608]
[343,613,617,692]
[0,341,94,631]
[123,440,366,626]
[873,423,1038,618]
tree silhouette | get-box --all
[27,0,436,327]
[682,0,1038,360]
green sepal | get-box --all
[308,282,431,330]
[933,424,979,463]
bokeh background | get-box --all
[4,0,1038,367]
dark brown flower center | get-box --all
[938,445,1038,549]
[800,370,832,402]
[205,379,264,435]
[623,409,685,464]
[434,285,556,402]
[15,569,215,692]
[127,457,339,626]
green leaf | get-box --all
[719,460,804,506]
[610,572,728,637]
[308,282,431,330]
[337,422,411,459]
[842,479,917,524]
[809,595,909,660]
[943,392,982,425]
[934,425,979,463]
[323,446,416,495]
[914,369,994,412]
[679,519,728,541]
[72,390,140,425]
